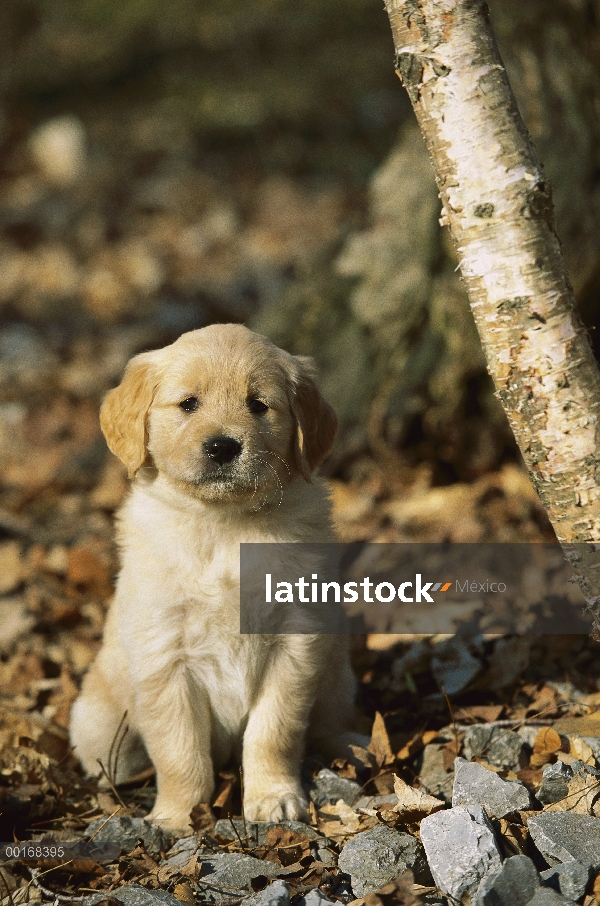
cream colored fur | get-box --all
[69,324,360,832]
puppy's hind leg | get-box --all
[308,645,370,765]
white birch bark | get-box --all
[383,0,600,626]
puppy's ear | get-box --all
[285,356,338,482]
[100,353,159,479]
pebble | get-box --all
[418,743,455,802]
[213,819,326,846]
[420,804,503,900]
[541,861,591,901]
[84,886,181,906]
[475,855,539,906]
[196,853,279,901]
[338,825,432,896]
[297,889,336,906]
[86,816,168,859]
[475,855,577,906]
[29,115,86,186]
[452,757,532,817]
[463,725,524,770]
[528,813,600,870]
[243,880,290,906]
[431,636,481,695]
[537,762,574,805]
[309,768,361,807]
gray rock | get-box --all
[197,853,279,901]
[527,890,577,906]
[452,757,532,817]
[431,636,482,695]
[243,880,290,906]
[463,725,525,770]
[214,819,325,846]
[298,889,336,906]
[420,804,503,900]
[84,887,181,906]
[309,768,361,807]
[537,762,573,805]
[528,813,600,870]
[418,743,455,802]
[541,861,591,901]
[86,816,168,859]
[316,847,336,866]
[160,835,205,871]
[475,855,540,906]
[338,825,432,896]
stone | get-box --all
[541,861,591,901]
[84,887,180,906]
[160,835,205,871]
[541,761,600,816]
[452,757,532,817]
[463,725,525,770]
[528,813,600,870]
[213,819,326,846]
[431,636,482,695]
[28,115,86,186]
[86,816,168,859]
[475,855,539,906]
[338,825,432,897]
[418,743,455,802]
[243,880,290,906]
[298,889,336,906]
[309,768,361,807]
[537,762,574,805]
[197,853,279,900]
[420,804,503,900]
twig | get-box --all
[228,817,247,852]
[96,760,128,810]
[441,686,460,758]
[107,711,128,786]
[239,767,248,842]
[87,805,123,842]
[27,864,83,903]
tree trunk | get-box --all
[383,0,600,626]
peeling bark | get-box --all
[384,0,600,626]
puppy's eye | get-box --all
[179,397,199,412]
[247,399,269,414]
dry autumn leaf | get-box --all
[392,774,445,822]
[368,712,395,769]
[530,727,562,768]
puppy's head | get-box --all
[100,325,337,506]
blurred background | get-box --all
[1,0,600,852]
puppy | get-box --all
[70,324,360,831]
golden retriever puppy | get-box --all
[69,324,360,831]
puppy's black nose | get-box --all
[204,435,242,465]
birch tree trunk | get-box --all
[383,0,600,627]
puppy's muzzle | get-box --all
[204,435,243,466]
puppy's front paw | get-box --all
[146,805,192,834]
[244,787,309,823]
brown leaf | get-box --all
[530,727,562,768]
[453,705,503,723]
[212,770,236,812]
[189,801,215,833]
[173,881,196,905]
[392,774,445,822]
[368,712,394,769]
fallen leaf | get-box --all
[568,737,596,766]
[392,774,445,822]
[368,712,394,769]
[530,727,562,768]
